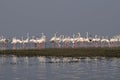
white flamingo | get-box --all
[0,36,8,50]
[11,37,22,49]
[50,33,57,48]
[83,32,92,47]
[101,36,110,47]
[92,35,100,47]
[62,35,71,48]
[50,32,60,48]
[21,33,30,49]
[110,36,118,47]
[29,36,37,49]
[70,34,76,48]
[76,33,84,47]
[36,33,46,49]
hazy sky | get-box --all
[0,0,120,38]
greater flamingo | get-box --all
[21,33,30,49]
[36,33,46,49]
[0,36,8,50]
[101,36,110,47]
[11,37,22,49]
[50,32,60,48]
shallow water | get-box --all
[0,56,120,80]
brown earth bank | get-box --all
[0,47,120,57]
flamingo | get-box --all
[11,37,22,49]
[101,36,110,47]
[0,36,8,50]
[118,35,120,47]
[50,32,60,48]
[92,35,100,47]
[21,33,30,49]
[11,37,17,49]
[76,33,84,47]
[110,35,119,47]
[72,33,84,48]
[70,34,76,48]
[70,33,84,48]
[36,33,46,49]
[50,33,57,48]
[29,36,36,49]
[62,35,71,48]
[41,33,46,48]
[59,35,64,48]
[83,32,91,47]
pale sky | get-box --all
[0,0,120,38]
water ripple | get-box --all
[0,56,120,80]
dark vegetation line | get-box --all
[0,47,120,57]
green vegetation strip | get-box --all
[0,47,120,57]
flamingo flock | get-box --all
[0,32,120,50]
[49,32,120,48]
[10,33,46,49]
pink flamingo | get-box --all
[0,36,8,50]
[50,32,60,48]
[36,33,46,49]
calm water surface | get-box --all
[0,56,120,80]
